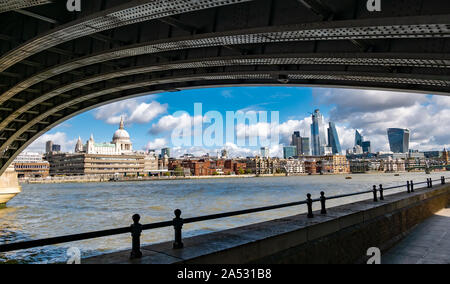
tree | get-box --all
[174,166,184,177]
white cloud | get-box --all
[94,98,167,125]
[26,132,77,153]
[145,138,168,150]
[149,113,203,135]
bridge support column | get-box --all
[0,165,21,207]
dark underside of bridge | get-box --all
[0,0,449,174]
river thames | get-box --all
[0,172,446,263]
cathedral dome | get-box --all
[112,117,131,141]
[113,129,130,140]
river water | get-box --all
[0,172,445,263]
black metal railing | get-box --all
[0,176,448,259]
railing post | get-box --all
[320,191,327,215]
[407,181,411,193]
[430,178,433,188]
[173,209,184,249]
[379,184,384,201]
[307,193,314,218]
[373,185,378,202]
[130,214,143,259]
[426,178,429,188]
[410,180,414,192]
[442,176,446,185]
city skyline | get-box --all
[24,86,450,157]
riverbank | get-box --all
[20,174,262,184]
[17,171,426,184]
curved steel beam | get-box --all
[1,69,450,156]
[0,0,51,13]
[2,52,450,133]
[1,69,450,175]
[2,14,450,105]
[0,0,254,72]
[4,53,450,129]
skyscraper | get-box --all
[283,146,297,159]
[387,128,410,153]
[291,132,310,156]
[45,141,53,154]
[261,147,269,158]
[291,132,302,157]
[355,130,363,147]
[311,109,328,156]
[327,122,342,155]
[362,141,371,153]
[161,147,171,158]
[301,137,310,156]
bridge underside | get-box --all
[1,0,450,174]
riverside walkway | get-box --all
[1,177,448,264]
[383,207,450,264]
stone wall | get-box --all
[0,166,21,205]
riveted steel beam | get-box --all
[1,69,449,155]
[0,0,254,72]
[0,0,52,13]
[2,52,450,133]
[2,14,450,106]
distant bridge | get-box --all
[406,165,450,172]
[1,0,450,175]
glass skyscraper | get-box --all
[161,147,171,158]
[301,137,310,156]
[261,147,270,158]
[355,130,363,147]
[327,122,342,155]
[311,109,328,156]
[387,128,410,153]
[291,132,310,156]
[283,146,297,159]
[362,141,371,153]
[291,132,302,157]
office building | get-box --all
[310,109,328,156]
[46,153,146,176]
[283,146,297,159]
[355,130,363,147]
[327,122,342,155]
[362,141,371,153]
[291,132,302,156]
[387,128,410,153]
[46,141,62,154]
[260,147,270,158]
[13,152,50,178]
[301,137,311,156]
[291,132,310,156]
[161,148,171,158]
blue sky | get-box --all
[28,86,450,157]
